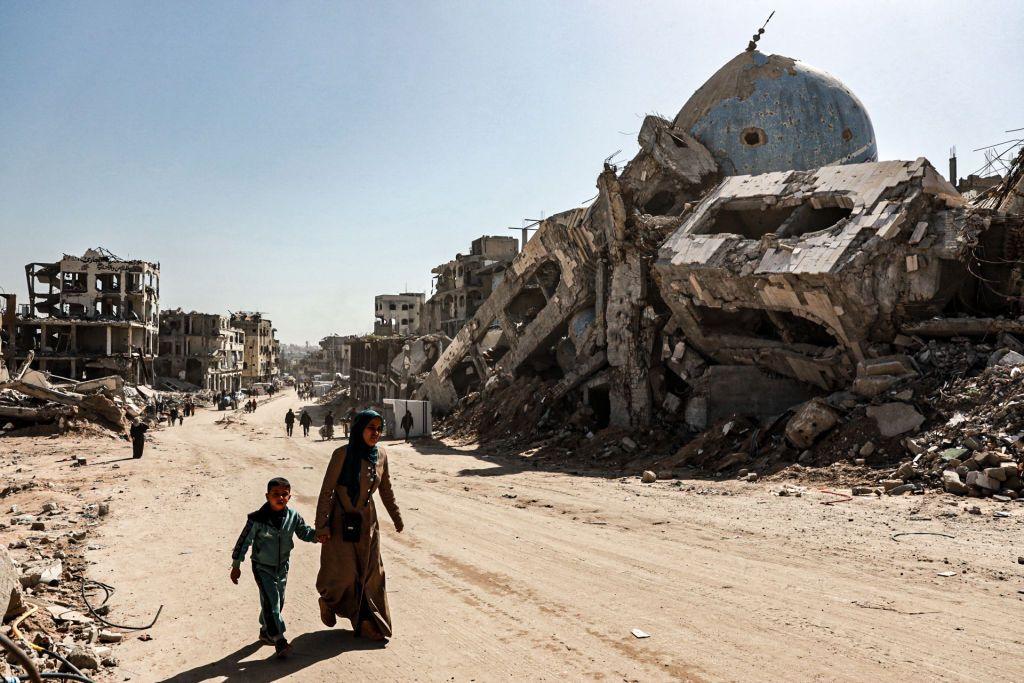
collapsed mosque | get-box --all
[412,44,1024,485]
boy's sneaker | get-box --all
[318,597,336,627]
[275,638,292,659]
[258,630,274,646]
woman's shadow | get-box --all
[157,629,383,682]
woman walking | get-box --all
[315,410,403,642]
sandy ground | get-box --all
[10,387,1022,682]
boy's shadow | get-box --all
[157,629,383,682]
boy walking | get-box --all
[230,477,318,658]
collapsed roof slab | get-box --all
[653,158,992,390]
[416,206,599,411]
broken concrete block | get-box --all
[985,466,1009,483]
[866,402,924,438]
[1,547,24,619]
[67,645,100,671]
[852,375,899,398]
[640,471,657,483]
[966,470,1001,491]
[895,462,916,481]
[996,350,1024,367]
[785,399,840,449]
[858,355,916,377]
[943,470,969,495]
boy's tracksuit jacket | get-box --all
[232,504,317,640]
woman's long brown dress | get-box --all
[315,445,402,637]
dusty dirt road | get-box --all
[78,389,1022,682]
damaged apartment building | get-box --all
[416,45,1024,436]
[421,236,519,337]
[8,249,160,384]
[155,309,245,391]
[230,312,280,386]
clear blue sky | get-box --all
[2,1,1021,344]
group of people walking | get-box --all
[283,408,314,437]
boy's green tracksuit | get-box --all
[232,503,317,641]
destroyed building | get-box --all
[11,249,160,384]
[416,44,1024,453]
[421,236,519,337]
[230,312,279,386]
[374,293,425,335]
[155,309,245,391]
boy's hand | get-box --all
[230,566,240,584]
[316,531,330,543]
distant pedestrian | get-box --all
[300,410,312,437]
[322,411,334,441]
[169,406,179,425]
[285,409,295,437]
[401,408,414,441]
[130,418,148,459]
[178,410,184,426]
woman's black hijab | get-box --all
[339,409,383,505]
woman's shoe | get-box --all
[318,597,337,627]
[360,619,387,642]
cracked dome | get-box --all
[674,50,877,176]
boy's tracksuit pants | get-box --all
[252,562,288,640]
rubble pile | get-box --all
[406,48,1024,500]
[1,493,135,680]
[0,357,148,437]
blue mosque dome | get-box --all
[674,50,877,176]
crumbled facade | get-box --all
[230,312,279,386]
[374,293,425,335]
[421,236,519,337]
[155,309,244,391]
[12,249,160,383]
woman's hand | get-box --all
[229,566,240,584]
[394,520,404,533]
[317,530,331,543]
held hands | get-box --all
[316,531,331,543]
[229,566,240,584]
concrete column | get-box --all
[106,327,112,356]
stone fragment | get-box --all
[621,437,637,452]
[942,470,969,495]
[852,376,898,398]
[880,479,903,492]
[985,466,1009,483]
[887,483,917,496]
[852,486,875,496]
[67,645,100,671]
[859,441,875,456]
[866,403,924,438]
[640,471,657,484]
[785,399,840,449]
[1,547,24,619]
[940,447,969,462]
[98,630,123,643]
[745,472,759,482]
[98,503,110,517]
[30,521,46,531]
[996,350,1024,367]
[895,462,916,481]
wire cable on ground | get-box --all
[0,631,43,683]
[80,579,162,630]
